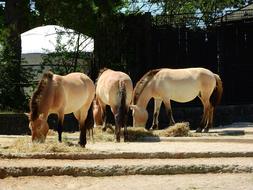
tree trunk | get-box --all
[3,0,30,110]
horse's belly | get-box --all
[170,92,197,103]
[163,83,199,103]
[64,96,87,113]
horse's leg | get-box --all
[100,104,108,132]
[196,97,209,133]
[79,120,87,147]
[164,100,175,127]
[111,106,121,142]
[123,110,128,142]
[204,105,214,133]
[74,104,93,147]
[151,99,162,130]
[57,112,64,142]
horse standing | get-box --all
[130,67,223,132]
[26,71,95,147]
[93,68,133,142]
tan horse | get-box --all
[93,68,133,142]
[130,67,223,132]
[26,71,95,147]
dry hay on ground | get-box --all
[1,122,191,154]
[153,122,190,137]
[2,137,86,154]
[96,122,191,141]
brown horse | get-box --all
[26,71,95,147]
[93,68,133,142]
[130,68,223,132]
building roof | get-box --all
[217,3,253,23]
[21,25,94,54]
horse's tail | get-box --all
[116,80,127,128]
[210,74,223,107]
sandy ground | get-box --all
[0,123,253,190]
[1,174,253,190]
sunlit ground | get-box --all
[1,122,194,154]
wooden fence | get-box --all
[94,12,253,105]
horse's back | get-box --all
[96,69,133,106]
[154,68,216,102]
[54,72,95,113]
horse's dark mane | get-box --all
[30,71,53,121]
[133,69,161,104]
[95,67,109,87]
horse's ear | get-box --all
[24,112,31,121]
[24,113,30,118]
[129,105,138,110]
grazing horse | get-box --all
[26,71,95,147]
[93,68,133,142]
[130,67,223,132]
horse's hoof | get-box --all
[79,144,86,148]
[196,128,203,133]
[203,128,209,133]
[102,127,107,132]
[78,141,86,147]
[169,122,175,127]
[151,125,158,130]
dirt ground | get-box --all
[1,174,253,190]
[1,122,253,190]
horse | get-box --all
[93,68,133,142]
[130,67,223,133]
[25,71,95,147]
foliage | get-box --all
[0,28,34,112]
[33,0,127,36]
[40,27,94,75]
[0,0,126,111]
[128,0,248,27]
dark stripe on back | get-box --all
[133,69,161,104]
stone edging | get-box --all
[1,164,253,179]
[1,151,253,160]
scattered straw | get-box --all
[153,122,190,137]
[4,137,87,154]
[2,122,193,153]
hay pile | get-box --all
[4,137,86,153]
[153,122,190,137]
[94,122,190,141]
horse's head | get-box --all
[92,99,103,126]
[25,113,49,143]
[130,105,148,127]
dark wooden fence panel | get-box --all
[94,13,253,105]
